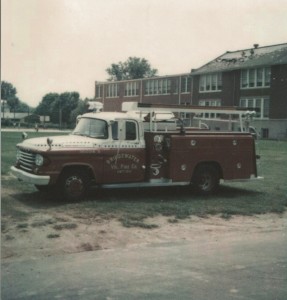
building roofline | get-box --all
[95,43,287,82]
[95,72,191,84]
[191,61,286,75]
[190,52,224,74]
[222,42,287,55]
[191,42,287,75]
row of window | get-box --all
[145,79,171,95]
[241,67,271,88]
[198,100,222,119]
[239,97,269,119]
[176,77,191,93]
[96,66,271,99]
[96,76,192,98]
[179,97,269,120]
[196,97,269,119]
[199,73,222,92]
[199,67,271,92]
[125,81,139,97]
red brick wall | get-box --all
[96,75,192,112]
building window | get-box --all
[145,79,171,95]
[198,99,221,118]
[240,67,271,89]
[124,81,139,97]
[106,83,118,98]
[174,79,179,94]
[261,128,269,139]
[199,73,222,92]
[239,97,270,119]
[181,76,191,93]
[199,100,221,106]
[96,85,103,98]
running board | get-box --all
[221,176,264,183]
[98,179,190,189]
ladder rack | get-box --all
[122,102,256,133]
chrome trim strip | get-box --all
[99,180,190,189]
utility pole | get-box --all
[59,96,62,130]
[2,100,6,119]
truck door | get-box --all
[103,120,146,183]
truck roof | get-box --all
[79,111,140,122]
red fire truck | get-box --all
[11,103,262,201]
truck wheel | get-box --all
[60,169,89,201]
[193,165,219,194]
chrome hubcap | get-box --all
[65,176,83,196]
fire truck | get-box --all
[11,103,262,201]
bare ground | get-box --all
[2,186,287,263]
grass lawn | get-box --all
[1,131,287,227]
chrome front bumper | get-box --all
[10,166,50,185]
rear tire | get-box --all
[60,169,90,201]
[193,164,219,194]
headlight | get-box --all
[16,149,21,161]
[35,154,44,166]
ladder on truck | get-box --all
[122,102,256,133]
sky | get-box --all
[2,0,287,107]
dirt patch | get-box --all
[1,186,287,262]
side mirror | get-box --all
[22,132,28,140]
[47,138,53,150]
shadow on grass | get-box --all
[5,184,286,227]
[12,190,67,209]
[86,185,263,202]
[216,185,261,198]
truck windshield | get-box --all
[72,118,108,139]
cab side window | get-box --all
[126,121,137,141]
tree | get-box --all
[59,92,80,125]
[1,81,20,117]
[35,93,59,123]
[7,97,20,117]
[35,92,82,127]
[1,81,17,100]
[106,57,158,81]
[15,100,32,113]
[70,98,89,126]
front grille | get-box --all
[18,149,36,172]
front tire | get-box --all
[193,164,219,194]
[60,169,89,201]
